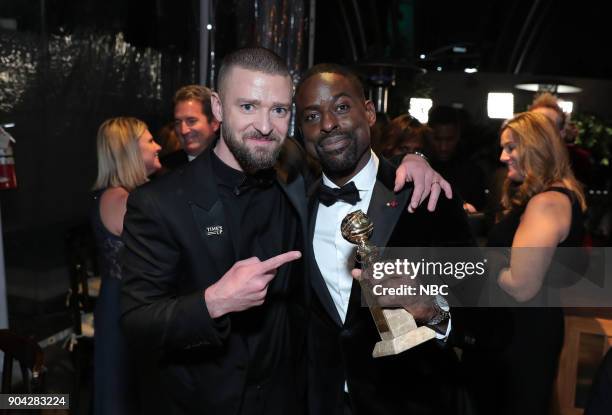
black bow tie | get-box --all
[318,181,361,206]
[234,169,276,195]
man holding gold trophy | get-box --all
[296,64,477,415]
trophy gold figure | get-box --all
[341,210,436,357]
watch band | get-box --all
[427,308,451,326]
[408,150,429,162]
[427,295,450,326]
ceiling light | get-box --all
[487,93,514,119]
[558,100,574,114]
[409,98,433,124]
[515,83,582,94]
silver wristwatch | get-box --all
[427,295,450,326]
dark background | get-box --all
[0,0,610,269]
[1,1,610,408]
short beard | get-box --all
[221,122,282,173]
[316,131,360,176]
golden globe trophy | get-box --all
[341,210,436,357]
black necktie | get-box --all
[318,181,361,206]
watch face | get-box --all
[435,295,450,311]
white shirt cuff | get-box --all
[434,317,452,340]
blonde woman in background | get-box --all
[464,111,587,415]
[91,117,161,415]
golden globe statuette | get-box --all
[341,210,436,357]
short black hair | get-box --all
[296,63,365,100]
[217,47,290,98]
[427,105,461,127]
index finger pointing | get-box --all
[259,251,302,273]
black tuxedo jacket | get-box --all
[306,156,478,415]
[160,149,189,171]
[120,146,310,415]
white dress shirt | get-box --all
[313,150,451,393]
[313,151,379,323]
[313,150,451,326]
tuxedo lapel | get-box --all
[368,157,412,248]
[307,157,413,328]
[344,157,413,328]
[277,173,308,238]
[185,150,236,281]
[308,179,343,327]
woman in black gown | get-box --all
[465,111,587,415]
[92,117,161,414]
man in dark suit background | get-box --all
[295,64,477,415]
[160,84,220,170]
[427,105,486,213]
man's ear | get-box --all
[211,118,221,133]
[211,92,223,123]
[365,100,377,127]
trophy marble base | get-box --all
[371,308,437,358]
